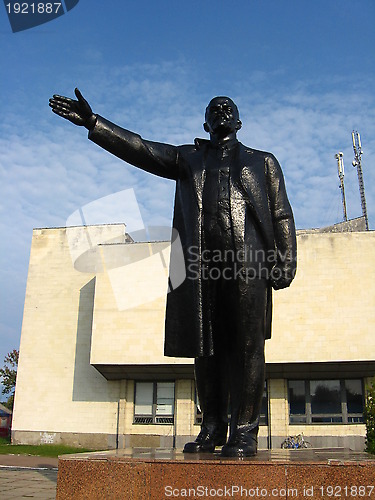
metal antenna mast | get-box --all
[352,131,369,230]
[335,152,348,222]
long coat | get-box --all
[89,115,297,358]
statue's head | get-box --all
[204,97,242,137]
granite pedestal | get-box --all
[56,447,375,499]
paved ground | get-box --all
[0,455,58,500]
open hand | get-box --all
[270,265,294,290]
[49,88,96,129]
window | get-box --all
[310,380,342,423]
[134,382,175,424]
[194,381,268,426]
[288,380,307,423]
[0,417,8,428]
[345,379,364,423]
[288,379,364,424]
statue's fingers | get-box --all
[49,101,70,113]
[74,88,92,112]
[49,100,60,110]
[74,88,87,104]
[49,98,62,108]
[51,107,69,118]
[52,94,75,106]
[49,102,75,118]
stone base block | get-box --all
[56,448,375,499]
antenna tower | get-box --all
[335,152,348,222]
[352,131,369,230]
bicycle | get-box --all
[281,433,312,449]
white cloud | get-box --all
[237,80,375,229]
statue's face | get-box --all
[204,97,241,136]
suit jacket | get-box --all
[89,115,297,357]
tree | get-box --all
[0,349,19,410]
[364,377,375,455]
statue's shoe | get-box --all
[183,425,227,453]
[221,431,257,457]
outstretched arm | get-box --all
[88,115,179,180]
[49,88,97,130]
[49,89,179,180]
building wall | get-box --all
[90,242,190,367]
[12,226,374,450]
[12,226,125,448]
[88,231,375,367]
[267,231,375,364]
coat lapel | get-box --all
[236,145,274,251]
[237,145,265,226]
[187,139,208,209]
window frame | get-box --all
[288,379,364,425]
[134,381,175,425]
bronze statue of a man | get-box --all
[49,89,297,456]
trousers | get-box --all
[197,204,267,438]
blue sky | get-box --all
[0,0,374,394]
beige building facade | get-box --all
[12,220,375,451]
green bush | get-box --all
[364,377,375,455]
